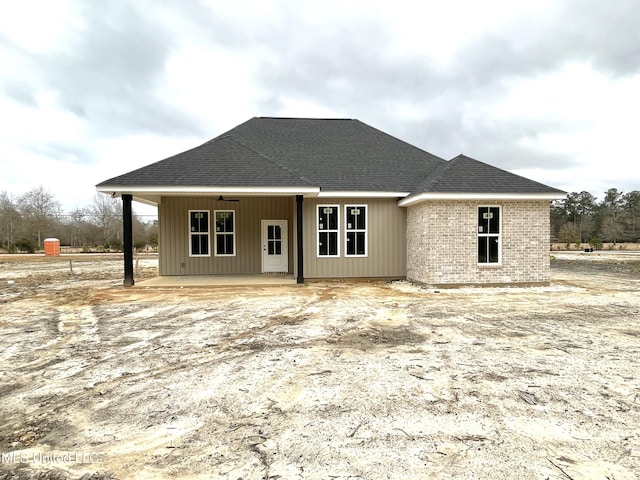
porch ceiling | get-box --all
[96,186,322,206]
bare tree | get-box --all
[64,207,93,248]
[558,222,580,248]
[0,192,20,251]
[90,193,122,248]
[17,186,62,248]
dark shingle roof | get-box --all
[412,154,565,194]
[97,117,564,196]
[97,117,446,192]
[225,117,445,191]
[97,134,313,188]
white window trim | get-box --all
[344,204,368,257]
[477,205,502,265]
[214,210,236,257]
[317,204,340,257]
[188,210,210,257]
[398,192,564,207]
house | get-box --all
[96,117,565,287]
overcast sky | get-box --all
[1,0,639,216]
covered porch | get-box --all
[118,192,308,287]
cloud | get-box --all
[3,82,37,107]
[3,1,206,138]
[230,0,640,178]
[454,0,640,82]
[549,0,640,77]
[1,0,638,211]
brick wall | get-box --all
[406,200,551,285]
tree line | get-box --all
[551,188,640,248]
[0,186,157,253]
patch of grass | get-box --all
[552,258,640,276]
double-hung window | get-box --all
[345,205,367,256]
[215,210,235,256]
[189,210,210,257]
[317,205,339,257]
[478,206,501,264]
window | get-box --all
[215,210,235,256]
[189,210,210,257]
[478,206,501,264]
[267,225,282,255]
[317,205,339,257]
[345,205,367,256]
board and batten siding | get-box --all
[159,196,293,275]
[302,197,406,278]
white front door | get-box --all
[261,220,288,273]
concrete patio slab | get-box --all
[134,274,297,288]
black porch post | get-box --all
[122,194,134,287]
[296,195,304,284]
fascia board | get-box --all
[317,191,410,198]
[97,185,321,197]
[398,192,567,207]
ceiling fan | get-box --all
[217,195,240,202]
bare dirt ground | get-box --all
[0,253,639,480]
